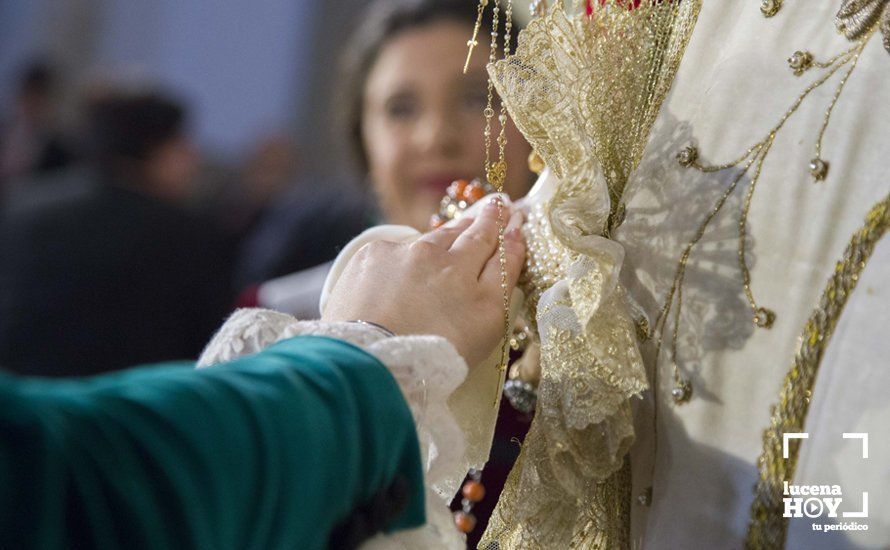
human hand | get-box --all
[321,200,525,368]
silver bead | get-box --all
[677,146,698,167]
[461,498,472,512]
[809,158,828,181]
[760,0,781,17]
[671,379,692,404]
[753,307,776,328]
[509,327,530,351]
[504,379,537,414]
[787,50,813,76]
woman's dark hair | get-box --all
[338,0,520,173]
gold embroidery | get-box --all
[836,0,890,54]
[763,0,890,54]
[745,194,889,549]
[656,16,878,402]
[761,0,783,18]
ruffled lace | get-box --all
[482,193,647,549]
[481,1,701,547]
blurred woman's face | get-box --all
[362,19,532,231]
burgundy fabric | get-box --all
[449,394,534,548]
[235,284,261,308]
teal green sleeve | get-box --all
[0,335,425,549]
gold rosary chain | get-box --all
[469,0,513,403]
[494,0,514,381]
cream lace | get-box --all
[480,2,701,548]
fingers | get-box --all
[417,215,474,249]
[480,225,525,291]
[449,199,503,272]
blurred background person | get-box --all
[243,0,534,319]
[232,133,375,290]
[233,3,535,545]
[338,4,535,543]
[0,0,540,545]
[0,89,234,377]
[347,0,532,229]
[0,60,74,197]
[0,0,537,318]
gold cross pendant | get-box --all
[464,35,480,74]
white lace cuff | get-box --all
[198,308,468,549]
[197,308,469,494]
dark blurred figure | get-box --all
[193,133,301,248]
[234,168,375,290]
[0,60,74,196]
[0,89,235,377]
[229,133,302,240]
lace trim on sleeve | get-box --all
[197,308,469,496]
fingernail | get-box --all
[506,227,522,241]
[506,210,524,232]
[484,199,501,216]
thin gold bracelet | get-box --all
[349,319,396,338]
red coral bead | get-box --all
[448,179,469,199]
[454,511,477,533]
[463,182,486,203]
[462,480,486,502]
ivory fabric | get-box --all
[613,2,890,548]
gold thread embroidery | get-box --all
[836,0,890,54]
[764,0,890,55]
[761,0,783,18]
[656,21,877,402]
[745,193,889,549]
